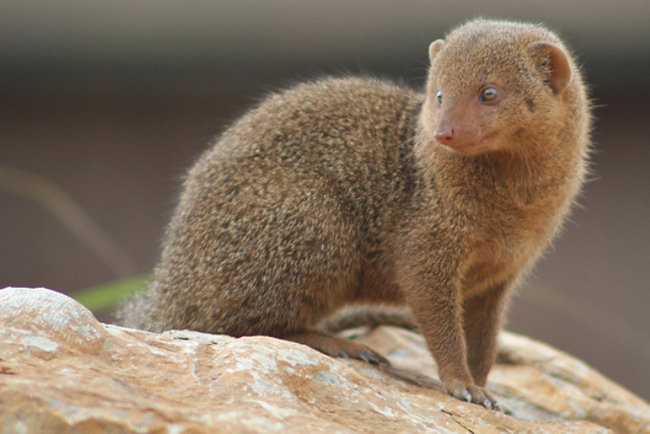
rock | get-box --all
[0,287,647,433]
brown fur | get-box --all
[119,19,591,409]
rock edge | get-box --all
[0,287,648,433]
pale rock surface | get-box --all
[0,287,647,433]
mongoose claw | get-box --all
[448,382,501,410]
[470,386,501,411]
[341,347,388,366]
[481,397,493,409]
[340,347,389,366]
[458,389,472,403]
[358,350,382,365]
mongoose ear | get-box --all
[529,42,571,94]
[429,39,445,63]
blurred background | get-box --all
[1,1,648,400]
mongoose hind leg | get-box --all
[286,331,389,366]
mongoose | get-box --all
[119,19,591,409]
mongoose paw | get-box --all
[335,345,389,366]
[357,350,384,365]
[287,332,390,367]
[446,381,502,411]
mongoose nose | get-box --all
[434,128,455,144]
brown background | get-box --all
[1,1,648,400]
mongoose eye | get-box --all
[479,87,498,102]
[436,90,443,104]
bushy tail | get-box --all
[114,285,157,331]
[316,305,417,333]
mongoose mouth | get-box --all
[440,129,501,156]
[440,138,486,156]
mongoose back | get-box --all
[120,19,591,409]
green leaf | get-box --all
[74,275,149,312]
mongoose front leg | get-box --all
[404,274,499,409]
[462,283,509,387]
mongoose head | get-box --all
[420,19,576,157]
